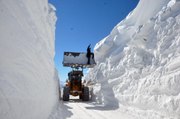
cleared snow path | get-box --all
[49,96,135,119]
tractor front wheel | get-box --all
[82,87,89,101]
[63,86,70,101]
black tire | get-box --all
[79,94,82,99]
[63,86,70,101]
[82,87,89,101]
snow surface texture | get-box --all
[0,0,59,119]
[85,0,180,119]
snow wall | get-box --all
[85,0,180,119]
[0,0,59,119]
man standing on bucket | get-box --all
[86,44,91,64]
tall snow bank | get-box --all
[0,0,59,119]
[86,0,180,119]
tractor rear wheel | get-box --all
[63,86,70,101]
[79,94,82,99]
[82,87,89,101]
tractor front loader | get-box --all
[62,52,96,101]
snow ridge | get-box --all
[0,0,59,119]
[85,0,180,119]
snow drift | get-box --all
[85,0,180,119]
[0,0,59,119]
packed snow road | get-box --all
[49,96,135,119]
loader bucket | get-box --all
[63,52,96,68]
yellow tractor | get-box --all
[63,68,89,101]
[62,51,96,101]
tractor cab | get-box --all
[67,69,83,96]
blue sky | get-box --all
[49,0,139,82]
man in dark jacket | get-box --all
[86,44,91,64]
